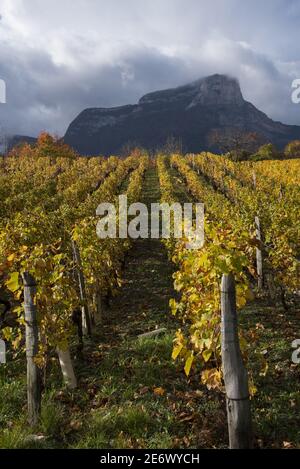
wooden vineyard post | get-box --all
[252,171,263,291]
[22,272,41,426]
[221,274,252,449]
[72,240,92,337]
[57,348,77,389]
[252,171,257,189]
[93,290,103,326]
[255,216,263,291]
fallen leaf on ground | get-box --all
[70,420,83,431]
[139,386,150,395]
[283,441,293,449]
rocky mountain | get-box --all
[64,74,300,155]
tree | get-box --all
[120,141,144,158]
[284,140,300,159]
[250,143,279,161]
[36,133,76,159]
[161,136,183,155]
[209,128,262,161]
[7,132,77,160]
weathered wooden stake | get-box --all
[255,216,263,291]
[22,272,41,426]
[221,274,252,449]
[72,240,92,336]
[138,328,167,340]
[93,291,103,325]
[57,348,77,389]
[252,171,257,189]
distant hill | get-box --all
[7,135,37,151]
[64,74,300,155]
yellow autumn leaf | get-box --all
[202,349,212,362]
[7,253,16,262]
[5,272,20,293]
[172,343,183,360]
[198,252,209,267]
[201,368,222,390]
[184,352,194,377]
[169,298,178,315]
[153,387,165,396]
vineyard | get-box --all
[0,136,299,449]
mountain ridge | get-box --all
[64,74,300,155]
[5,75,300,155]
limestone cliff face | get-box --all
[64,74,300,155]
[187,75,244,107]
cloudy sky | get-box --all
[0,0,300,137]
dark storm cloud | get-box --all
[0,0,300,137]
[0,43,190,136]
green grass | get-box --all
[40,395,65,437]
[240,302,300,448]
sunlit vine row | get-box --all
[0,141,146,366]
[188,153,299,293]
[158,155,254,389]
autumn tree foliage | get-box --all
[251,143,279,161]
[8,132,77,160]
[209,128,262,160]
[284,140,300,158]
